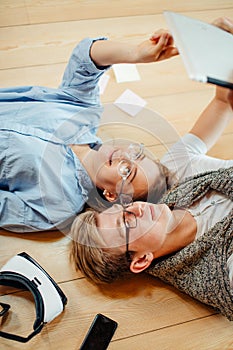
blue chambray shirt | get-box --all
[0,37,110,232]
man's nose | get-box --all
[127,202,143,217]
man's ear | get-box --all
[103,190,118,202]
[130,253,153,274]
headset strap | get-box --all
[0,323,44,343]
[0,301,44,343]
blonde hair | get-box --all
[70,209,132,284]
[136,157,176,205]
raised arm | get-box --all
[90,29,178,67]
[189,17,233,150]
[189,87,233,150]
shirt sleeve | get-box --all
[161,133,207,173]
[161,133,233,184]
[59,37,111,105]
[0,191,38,232]
[0,189,75,232]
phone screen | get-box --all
[79,313,118,350]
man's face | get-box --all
[95,202,178,256]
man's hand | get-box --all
[213,17,233,108]
[212,17,233,34]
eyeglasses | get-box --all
[117,143,144,205]
[118,189,137,261]
[122,203,137,262]
[117,143,143,260]
[117,143,144,181]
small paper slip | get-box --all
[113,64,141,83]
[114,89,147,117]
[98,74,110,94]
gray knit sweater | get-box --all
[147,166,233,320]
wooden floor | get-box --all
[1,1,233,349]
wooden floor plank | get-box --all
[0,275,219,350]
[0,0,29,27]
[1,9,233,69]
[110,315,233,350]
[0,230,79,282]
[0,58,210,98]
[0,0,232,27]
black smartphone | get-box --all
[79,313,118,350]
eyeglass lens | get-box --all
[117,143,143,179]
[126,143,143,160]
[118,159,132,179]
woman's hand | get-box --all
[90,30,178,67]
[135,29,179,63]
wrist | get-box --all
[131,45,142,63]
[120,44,139,64]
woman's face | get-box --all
[92,143,163,201]
[96,202,177,256]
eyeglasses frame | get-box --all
[117,143,144,261]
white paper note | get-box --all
[113,64,141,83]
[114,89,147,117]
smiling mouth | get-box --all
[149,204,162,222]
[108,149,116,165]
[109,149,122,164]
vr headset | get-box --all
[0,252,67,343]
